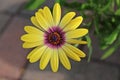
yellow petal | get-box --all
[59,12,76,28]
[65,43,86,57]
[31,16,39,27]
[43,6,54,27]
[58,48,71,70]
[63,16,83,31]
[31,16,43,30]
[38,9,44,16]
[24,26,43,34]
[62,45,81,61]
[66,39,87,44]
[29,46,47,63]
[27,46,41,59]
[21,34,44,42]
[23,41,44,48]
[50,49,59,72]
[35,12,49,30]
[53,3,61,26]
[40,47,52,70]
[66,29,88,39]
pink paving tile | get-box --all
[0,77,15,80]
[0,14,10,31]
[21,62,66,80]
[0,16,30,79]
[0,0,27,13]
[21,61,119,80]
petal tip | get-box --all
[81,53,86,58]
[86,29,88,33]
[40,66,45,70]
[24,26,29,32]
[85,29,89,35]
[52,69,58,72]
[29,59,35,63]
[27,56,30,59]
[55,3,60,6]
[76,57,81,61]
[20,35,24,41]
[22,43,25,48]
[30,16,35,21]
[66,66,71,70]
[79,16,83,20]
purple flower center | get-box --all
[44,27,65,48]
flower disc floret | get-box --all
[44,27,65,48]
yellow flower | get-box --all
[21,3,88,72]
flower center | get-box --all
[44,27,65,48]
[49,32,61,45]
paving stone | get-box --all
[0,16,30,79]
[71,61,119,80]
[0,0,27,13]
[0,78,8,80]
[21,62,66,80]
[0,77,14,80]
[21,59,119,80]
[0,14,10,32]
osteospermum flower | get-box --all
[21,3,88,72]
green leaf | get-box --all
[101,47,115,60]
[104,25,120,45]
[101,33,120,60]
[100,44,109,50]
[25,0,45,10]
[86,35,93,62]
[94,17,100,35]
[86,35,91,48]
[115,8,120,16]
[112,17,115,22]
[116,0,120,7]
[81,3,90,10]
[99,0,112,12]
[55,0,60,3]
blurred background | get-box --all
[0,0,120,80]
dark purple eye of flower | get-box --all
[49,32,61,45]
[44,27,65,48]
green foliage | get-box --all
[101,25,120,50]
[24,0,120,61]
[86,35,92,62]
[101,47,116,60]
[25,0,45,10]
[116,0,120,7]
[55,0,60,3]
[61,0,120,60]
[115,8,120,16]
